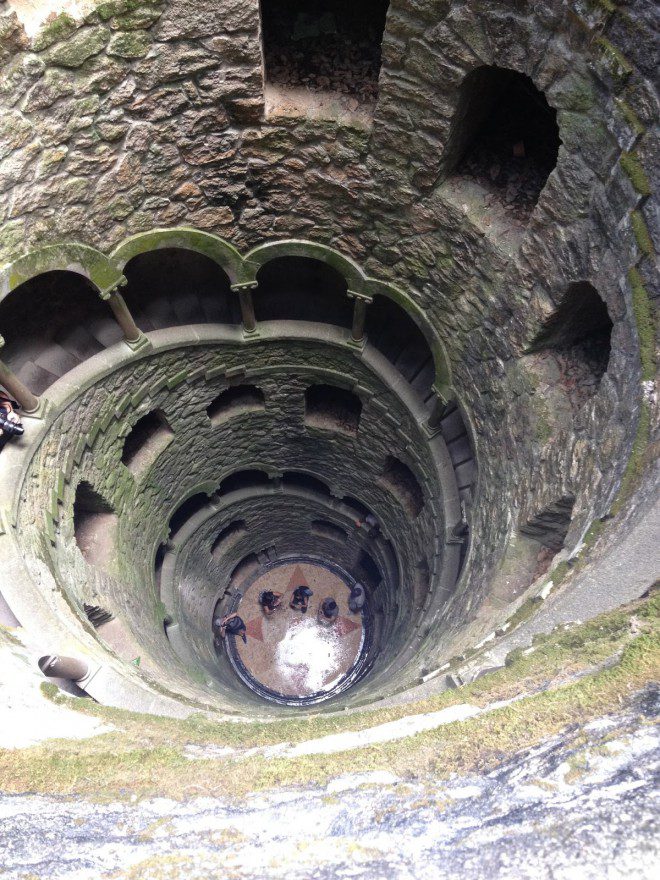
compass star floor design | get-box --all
[231,560,365,699]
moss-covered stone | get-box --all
[630,211,655,258]
[610,400,651,515]
[0,219,25,262]
[620,152,652,196]
[44,26,110,68]
[96,1,163,21]
[32,13,78,52]
[628,267,655,381]
[112,8,163,31]
[594,37,633,87]
[614,99,645,138]
[107,31,151,59]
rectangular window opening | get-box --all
[260,0,390,122]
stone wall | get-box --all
[0,0,656,708]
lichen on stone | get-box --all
[107,30,151,58]
[619,151,652,197]
[628,268,655,382]
[630,211,655,258]
[43,25,110,68]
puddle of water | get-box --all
[275,617,343,693]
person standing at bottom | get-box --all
[290,585,313,613]
[259,590,283,616]
[214,612,247,644]
[348,582,366,614]
[317,598,339,626]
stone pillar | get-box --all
[348,291,372,343]
[426,385,455,434]
[0,336,39,413]
[100,283,141,344]
[231,281,258,334]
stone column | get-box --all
[0,336,39,413]
[426,385,455,434]
[348,291,372,343]
[100,283,141,344]
[231,281,258,334]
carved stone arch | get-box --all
[0,243,121,305]
[110,229,243,284]
[242,239,366,293]
[365,278,453,393]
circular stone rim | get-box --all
[222,555,373,706]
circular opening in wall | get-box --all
[219,557,370,706]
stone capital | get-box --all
[99,275,128,300]
[231,281,259,293]
[347,289,372,304]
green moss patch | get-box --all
[44,26,109,68]
[630,211,655,258]
[610,399,651,515]
[620,152,652,196]
[628,268,655,381]
[594,38,633,86]
[107,31,151,59]
[32,13,77,51]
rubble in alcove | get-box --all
[261,0,389,112]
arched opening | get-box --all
[154,542,167,593]
[121,248,238,331]
[520,495,575,553]
[365,295,435,401]
[411,558,430,609]
[206,385,265,425]
[304,384,362,437]
[255,257,352,327]
[229,553,260,589]
[0,271,123,394]
[211,520,248,561]
[168,493,210,539]
[356,549,382,589]
[311,519,348,543]
[527,283,613,406]
[520,494,576,581]
[217,470,271,496]
[260,0,390,114]
[444,66,560,218]
[378,456,424,518]
[121,410,174,475]
[342,496,372,523]
[73,481,118,568]
[281,471,332,496]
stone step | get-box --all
[34,343,81,378]
[54,325,105,362]
[15,360,60,395]
[446,434,473,467]
[87,316,124,348]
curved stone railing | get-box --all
[0,232,455,415]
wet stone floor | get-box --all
[232,560,364,698]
